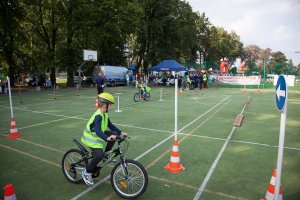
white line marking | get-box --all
[193,127,236,200]
[179,96,230,132]
[114,123,171,134]
[193,96,250,200]
[18,118,73,130]
[0,144,60,167]
[70,177,110,200]
[240,96,250,114]
[0,106,89,119]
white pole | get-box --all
[159,88,163,101]
[118,95,120,110]
[274,86,288,200]
[7,77,14,118]
[115,93,122,112]
[174,76,178,141]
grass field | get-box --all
[0,84,299,200]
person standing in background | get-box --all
[96,72,106,94]
[203,72,208,88]
[198,72,203,90]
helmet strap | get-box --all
[105,103,109,113]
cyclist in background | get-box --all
[138,80,147,99]
[81,92,128,186]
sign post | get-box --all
[274,75,287,200]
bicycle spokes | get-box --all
[111,160,148,198]
[62,149,86,184]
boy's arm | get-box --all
[108,118,121,135]
[94,115,109,140]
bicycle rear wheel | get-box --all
[111,159,148,199]
[133,93,140,102]
[62,149,86,184]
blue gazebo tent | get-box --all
[148,60,186,71]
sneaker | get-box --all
[103,152,117,163]
[81,170,94,186]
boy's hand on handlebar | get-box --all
[121,132,128,138]
[107,135,117,141]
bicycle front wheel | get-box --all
[111,159,148,199]
[133,93,140,102]
[144,93,151,101]
[62,149,86,184]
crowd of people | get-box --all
[180,71,209,90]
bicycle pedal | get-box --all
[92,171,100,178]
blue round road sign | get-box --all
[275,75,287,112]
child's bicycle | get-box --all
[134,86,151,102]
[62,135,148,199]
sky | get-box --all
[186,0,300,65]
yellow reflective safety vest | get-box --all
[187,77,191,84]
[81,110,108,149]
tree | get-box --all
[83,0,142,66]
[0,0,25,86]
[135,0,201,73]
[204,26,242,69]
[194,12,210,68]
[241,45,261,65]
[26,0,62,85]
[56,0,92,87]
[271,51,287,74]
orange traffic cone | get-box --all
[257,84,261,94]
[95,98,99,108]
[164,140,185,173]
[8,117,21,139]
[262,169,283,200]
[4,183,17,200]
[242,85,247,93]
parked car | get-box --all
[93,65,128,86]
[26,73,47,86]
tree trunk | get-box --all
[6,48,15,87]
[66,66,74,87]
[49,49,56,86]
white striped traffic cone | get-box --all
[4,183,17,200]
[164,140,185,173]
[8,117,21,139]
[263,169,283,200]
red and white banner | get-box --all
[218,75,261,85]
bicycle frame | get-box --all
[72,137,128,174]
[138,89,144,97]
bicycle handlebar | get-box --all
[116,135,130,142]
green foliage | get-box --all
[0,0,26,85]
[204,26,242,67]
[241,46,298,76]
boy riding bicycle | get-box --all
[138,81,147,99]
[81,92,128,186]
